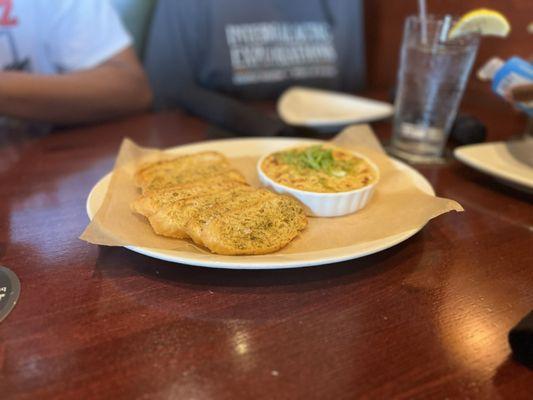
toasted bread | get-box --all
[131,177,248,218]
[198,195,307,255]
[142,169,246,194]
[132,150,308,255]
[135,151,227,187]
[185,188,278,246]
[146,186,256,239]
[135,151,246,194]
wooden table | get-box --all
[1,99,532,399]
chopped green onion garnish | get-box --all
[276,146,350,177]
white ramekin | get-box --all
[257,149,380,217]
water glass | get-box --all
[389,15,480,163]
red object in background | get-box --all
[0,0,17,26]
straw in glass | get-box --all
[418,0,428,44]
[439,15,452,42]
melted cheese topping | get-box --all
[261,145,376,193]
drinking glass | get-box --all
[389,15,480,163]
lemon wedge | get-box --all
[448,9,510,39]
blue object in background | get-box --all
[492,56,533,116]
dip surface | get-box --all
[261,145,377,193]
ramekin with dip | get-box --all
[257,144,379,217]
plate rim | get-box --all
[86,137,435,270]
[454,142,533,190]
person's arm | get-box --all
[0,47,152,124]
[168,84,288,137]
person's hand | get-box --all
[509,83,533,103]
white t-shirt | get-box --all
[0,0,132,74]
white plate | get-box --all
[454,141,533,193]
[86,138,434,270]
[277,87,394,130]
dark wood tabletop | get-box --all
[1,95,532,399]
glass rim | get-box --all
[405,14,460,24]
[404,14,481,45]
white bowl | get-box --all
[257,149,379,217]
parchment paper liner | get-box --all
[80,125,463,257]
